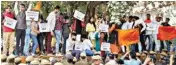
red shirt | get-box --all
[144,19,151,23]
[2,12,15,32]
[55,15,65,30]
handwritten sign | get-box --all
[74,10,85,21]
[99,24,109,32]
[101,42,110,51]
[39,23,50,32]
[26,11,39,21]
[4,16,17,29]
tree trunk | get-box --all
[85,1,107,23]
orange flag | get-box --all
[117,29,139,46]
[33,1,41,11]
[157,26,176,40]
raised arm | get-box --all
[14,1,19,16]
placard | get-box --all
[39,23,50,32]
[26,11,39,21]
[99,24,109,32]
[4,16,17,29]
[101,42,110,51]
[73,10,85,21]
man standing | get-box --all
[54,13,65,54]
[15,3,27,56]
[46,5,60,54]
[2,5,15,56]
[161,18,171,51]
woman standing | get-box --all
[37,15,47,54]
[86,17,96,49]
[30,18,40,56]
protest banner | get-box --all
[39,23,50,32]
[4,16,17,29]
[99,24,109,32]
[74,10,85,21]
[101,42,110,51]
[26,11,39,21]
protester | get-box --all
[2,5,15,56]
[86,17,96,48]
[30,18,40,56]
[14,3,27,56]
[54,12,65,54]
[37,14,47,54]
[46,5,60,54]
[62,15,71,54]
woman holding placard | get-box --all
[30,18,40,56]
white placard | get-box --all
[4,16,17,29]
[39,23,50,32]
[99,24,109,32]
[74,10,85,21]
[26,11,39,21]
[101,42,110,51]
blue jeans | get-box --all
[54,30,62,54]
[62,36,69,54]
[31,34,38,54]
[72,50,81,60]
[23,28,31,55]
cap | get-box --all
[161,52,167,56]
[1,54,7,61]
[54,62,63,65]
[18,63,27,65]
[26,56,34,62]
[7,54,16,62]
[41,59,51,64]
[73,57,77,62]
[80,52,86,57]
[149,51,156,54]
[30,60,40,64]
[56,53,63,57]
[92,55,101,60]
[15,57,21,63]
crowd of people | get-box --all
[1,3,176,65]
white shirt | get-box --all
[46,11,57,32]
[66,39,75,52]
[74,41,84,51]
[145,21,161,35]
[122,22,129,30]
[127,22,134,29]
[105,60,116,65]
[83,39,93,50]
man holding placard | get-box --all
[2,5,16,55]
[14,3,27,56]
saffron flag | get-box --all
[157,26,176,40]
[33,1,41,11]
[117,29,139,46]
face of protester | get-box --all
[90,17,94,23]
[147,15,151,20]
[156,17,160,22]
[100,33,105,39]
[6,7,11,13]
[55,9,59,13]
[20,5,25,12]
